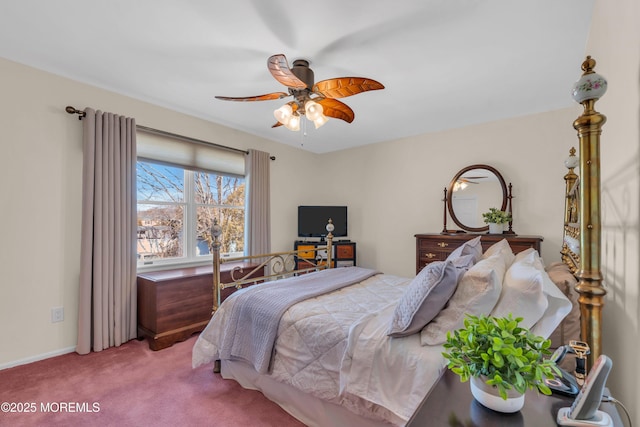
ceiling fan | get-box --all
[458,175,488,184]
[215,54,385,131]
[453,176,488,191]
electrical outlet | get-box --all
[51,307,64,323]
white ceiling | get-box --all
[0,1,594,153]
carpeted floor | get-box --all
[0,335,305,427]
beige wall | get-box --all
[586,0,640,422]
[319,110,577,277]
[1,0,638,422]
[0,57,319,367]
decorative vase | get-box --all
[488,222,503,234]
[470,376,525,413]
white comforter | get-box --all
[192,271,446,426]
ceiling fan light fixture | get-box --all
[218,54,384,133]
[274,104,293,125]
[453,181,468,192]
[304,100,323,121]
[284,113,300,131]
[313,114,329,129]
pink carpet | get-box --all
[0,335,305,426]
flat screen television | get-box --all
[298,206,347,238]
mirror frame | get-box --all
[446,164,508,233]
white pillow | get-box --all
[546,262,581,348]
[530,268,573,339]
[387,260,461,337]
[446,236,483,264]
[483,238,515,267]
[490,248,548,328]
[420,252,506,345]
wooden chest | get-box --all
[137,262,263,350]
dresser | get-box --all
[415,233,543,273]
[137,262,263,350]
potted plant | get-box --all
[482,208,512,234]
[442,314,559,413]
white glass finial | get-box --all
[564,147,578,170]
[565,154,579,170]
[571,56,607,103]
[326,220,335,234]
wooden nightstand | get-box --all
[407,370,624,427]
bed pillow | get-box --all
[446,236,483,264]
[490,248,548,328]
[420,252,506,345]
[450,253,476,270]
[482,238,515,267]
[545,262,581,348]
[530,265,573,339]
[387,260,461,337]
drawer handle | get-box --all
[424,253,436,259]
[437,242,448,248]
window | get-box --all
[135,128,247,269]
[136,160,245,267]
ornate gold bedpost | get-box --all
[561,148,580,272]
[211,219,223,314]
[571,56,607,368]
[325,219,334,268]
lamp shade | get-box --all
[274,104,293,125]
[304,100,323,121]
[285,113,300,131]
[313,114,329,129]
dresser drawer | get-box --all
[336,244,354,259]
[417,250,447,267]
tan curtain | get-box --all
[245,149,271,256]
[76,108,137,354]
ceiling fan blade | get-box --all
[215,92,289,102]
[313,77,384,99]
[317,98,354,123]
[267,54,307,89]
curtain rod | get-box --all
[65,106,275,160]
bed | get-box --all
[193,230,574,426]
[192,56,608,427]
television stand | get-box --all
[294,240,356,269]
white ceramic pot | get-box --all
[488,222,503,234]
[470,376,525,413]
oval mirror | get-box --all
[447,164,508,233]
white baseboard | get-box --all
[0,346,76,371]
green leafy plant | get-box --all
[442,314,560,400]
[482,208,512,224]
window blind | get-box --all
[136,128,245,176]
